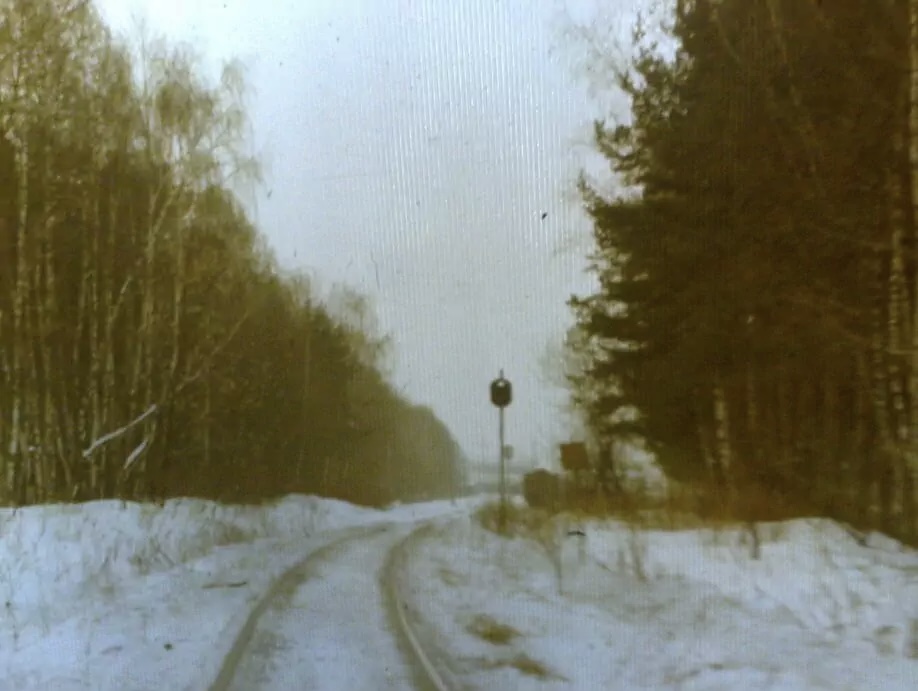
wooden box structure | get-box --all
[559,442,589,472]
[559,441,592,493]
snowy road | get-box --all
[213,521,448,691]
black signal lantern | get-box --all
[489,368,512,532]
[490,370,512,408]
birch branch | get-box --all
[82,404,158,460]
[123,438,150,472]
[107,276,134,330]
[175,308,250,395]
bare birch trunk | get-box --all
[713,379,731,473]
[35,197,55,501]
[8,125,30,504]
[696,405,716,479]
[74,218,90,466]
[298,318,312,479]
[88,188,103,498]
[125,179,160,497]
[712,376,733,515]
[159,193,190,493]
[37,128,78,501]
[856,353,875,524]
[40,221,76,498]
[872,309,895,529]
[745,359,758,442]
[203,360,211,469]
[887,82,909,523]
[821,370,839,510]
[906,0,918,538]
[98,182,122,497]
[776,364,793,482]
[0,304,6,494]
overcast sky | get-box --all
[94,0,647,469]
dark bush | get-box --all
[522,470,561,511]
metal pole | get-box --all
[498,399,506,531]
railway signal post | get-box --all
[489,369,513,531]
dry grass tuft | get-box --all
[474,500,551,536]
[438,567,465,587]
[546,479,817,531]
[467,614,522,646]
[509,653,555,678]
[482,653,563,680]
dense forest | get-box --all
[569,0,918,542]
[0,0,465,507]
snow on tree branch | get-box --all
[82,404,158,460]
[122,439,150,472]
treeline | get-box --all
[569,0,918,541]
[0,0,464,507]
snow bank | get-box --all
[397,513,918,690]
[0,494,475,690]
[0,493,485,612]
[0,494,382,613]
[575,517,918,654]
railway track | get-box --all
[204,521,454,691]
[383,522,457,691]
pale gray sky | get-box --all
[94,0,645,468]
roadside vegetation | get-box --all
[560,0,918,546]
[0,0,463,508]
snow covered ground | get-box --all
[0,495,474,690]
[223,522,429,691]
[4,493,918,690]
[396,506,918,690]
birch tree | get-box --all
[905,0,918,534]
[0,0,463,509]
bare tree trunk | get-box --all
[34,194,56,502]
[158,193,191,496]
[40,215,77,499]
[298,317,312,483]
[8,125,30,504]
[73,214,90,461]
[871,243,895,529]
[126,181,160,498]
[887,81,909,525]
[203,359,211,470]
[100,181,128,497]
[0,303,7,501]
[776,363,794,486]
[745,359,758,442]
[855,353,874,525]
[88,188,104,498]
[713,376,732,480]
[821,368,839,511]
[906,0,918,538]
